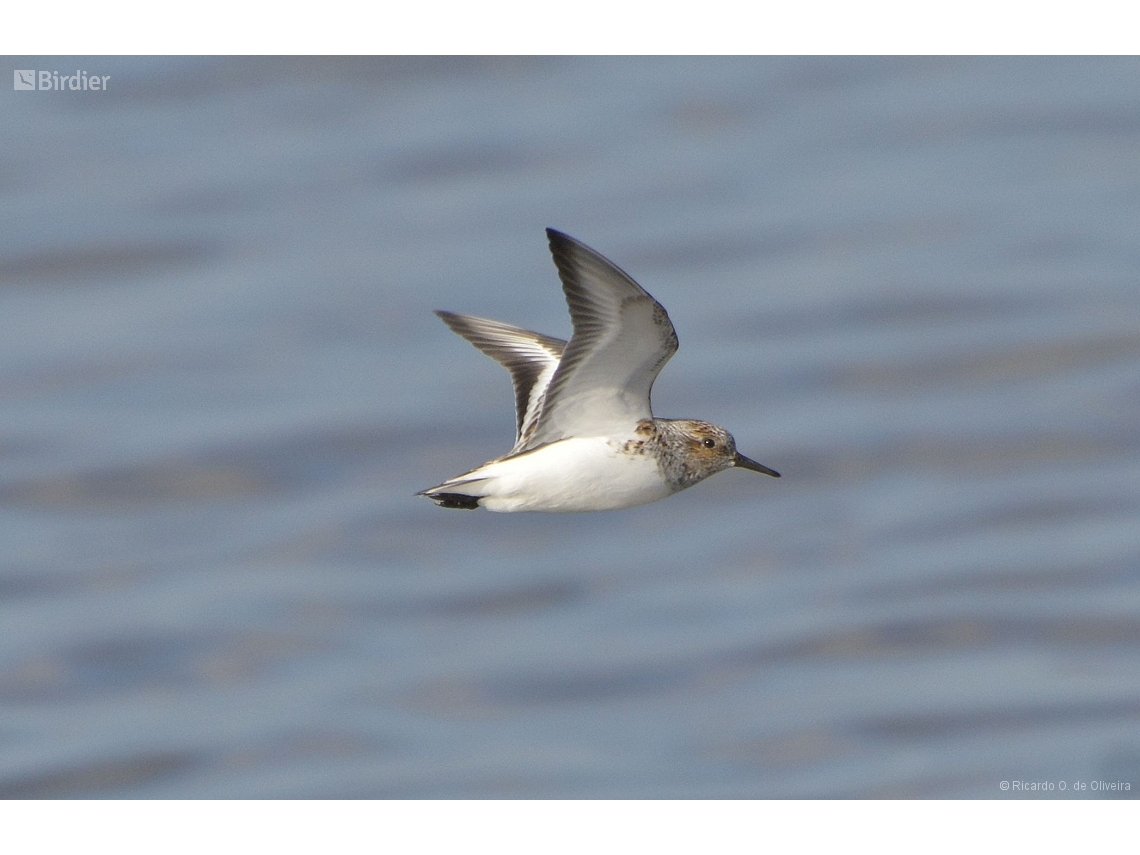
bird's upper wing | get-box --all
[521,229,678,450]
[435,311,565,450]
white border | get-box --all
[4,800,1139,853]
[2,0,1137,54]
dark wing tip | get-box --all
[434,310,464,336]
[545,228,579,257]
[434,310,472,336]
[544,228,646,295]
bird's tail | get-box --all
[417,474,491,510]
[419,491,480,510]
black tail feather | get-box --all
[426,492,481,510]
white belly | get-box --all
[465,436,671,512]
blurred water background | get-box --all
[1,56,1139,798]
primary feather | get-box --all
[434,310,564,451]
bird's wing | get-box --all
[521,229,678,450]
[435,311,565,450]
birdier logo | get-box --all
[13,69,110,90]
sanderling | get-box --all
[419,229,780,512]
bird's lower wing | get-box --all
[435,311,565,448]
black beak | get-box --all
[733,452,780,478]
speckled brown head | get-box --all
[652,418,780,491]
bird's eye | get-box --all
[703,438,716,449]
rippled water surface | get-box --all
[1,56,1139,797]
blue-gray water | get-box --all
[1,57,1139,798]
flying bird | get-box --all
[419,229,779,512]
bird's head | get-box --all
[658,419,780,488]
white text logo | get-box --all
[13,69,111,91]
